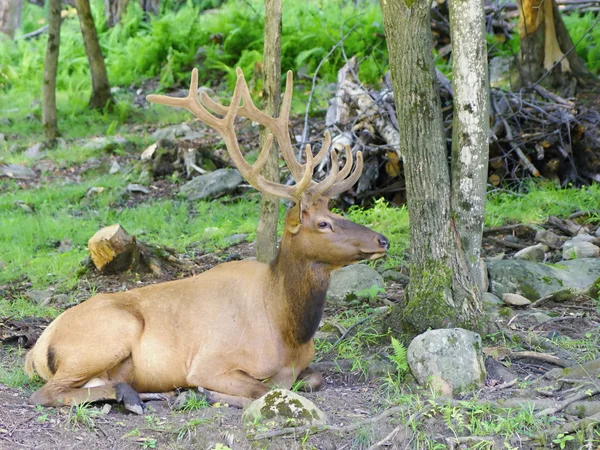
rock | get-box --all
[86,186,105,197]
[502,293,531,306]
[519,311,552,324]
[243,389,327,430]
[26,289,54,305]
[328,264,385,301]
[52,294,70,306]
[487,259,600,300]
[223,233,248,246]
[596,227,600,238]
[151,124,202,141]
[514,244,548,262]
[172,390,200,410]
[24,143,45,159]
[565,401,600,418]
[366,358,396,381]
[100,404,112,415]
[127,183,149,194]
[563,241,600,260]
[83,136,131,153]
[485,358,517,384]
[535,229,562,247]
[381,269,410,284]
[427,375,453,397]
[109,160,121,174]
[482,292,503,310]
[179,168,243,201]
[503,235,520,244]
[407,328,486,392]
[0,164,36,179]
[480,258,489,292]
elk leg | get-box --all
[295,366,324,392]
[188,370,270,408]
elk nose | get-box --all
[377,235,390,250]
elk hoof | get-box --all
[115,383,144,415]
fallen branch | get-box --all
[536,412,600,442]
[495,325,574,363]
[529,287,591,308]
[535,386,600,417]
[484,236,529,250]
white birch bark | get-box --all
[449,0,489,295]
[0,0,22,38]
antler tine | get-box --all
[321,151,364,198]
[335,144,354,181]
[311,130,332,166]
[307,150,340,199]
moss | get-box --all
[589,276,600,299]
[258,391,316,424]
[498,307,513,318]
[519,284,540,301]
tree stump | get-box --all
[88,224,136,273]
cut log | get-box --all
[88,224,136,273]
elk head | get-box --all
[147,68,389,269]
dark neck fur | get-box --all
[270,246,331,346]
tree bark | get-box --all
[449,0,489,292]
[518,0,597,93]
[140,0,159,16]
[74,0,114,109]
[0,0,22,38]
[42,0,61,142]
[380,0,483,335]
[256,0,281,264]
[104,0,128,27]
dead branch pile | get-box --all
[319,57,600,206]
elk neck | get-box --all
[269,237,331,348]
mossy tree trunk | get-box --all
[518,0,598,93]
[104,0,128,27]
[42,0,61,142]
[256,0,281,264]
[0,0,22,38]
[74,0,114,109]
[380,0,487,335]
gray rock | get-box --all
[328,264,385,301]
[563,241,600,260]
[596,227,600,238]
[514,244,548,262]
[179,168,243,201]
[24,143,45,159]
[26,289,54,305]
[52,294,70,306]
[127,183,149,194]
[569,233,596,243]
[223,233,248,246]
[366,358,396,381]
[0,164,36,179]
[243,389,327,430]
[519,311,552,324]
[504,235,520,244]
[407,328,486,391]
[482,292,503,310]
[485,358,517,384]
[535,229,562,248]
[502,293,531,306]
[83,136,131,152]
[381,269,409,284]
[565,401,600,418]
[109,160,121,174]
[487,259,600,300]
[151,124,202,141]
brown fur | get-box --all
[26,201,388,410]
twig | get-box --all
[248,405,411,440]
[484,236,529,250]
[366,408,426,450]
[509,351,571,368]
[446,436,495,449]
[500,116,541,177]
[568,210,600,219]
[483,224,537,234]
[535,386,600,417]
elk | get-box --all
[25,68,389,413]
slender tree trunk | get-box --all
[518,0,597,93]
[104,0,128,27]
[140,0,159,16]
[256,0,281,264]
[74,0,114,109]
[449,0,489,291]
[0,0,22,38]
[380,0,483,335]
[42,0,61,141]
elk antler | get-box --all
[146,68,363,204]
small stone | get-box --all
[140,143,157,161]
[127,183,150,194]
[482,292,503,310]
[514,243,548,262]
[224,233,248,246]
[83,136,130,153]
[562,241,600,260]
[535,229,562,247]
[485,358,517,384]
[502,293,531,306]
[86,186,105,197]
[0,164,36,179]
[53,294,70,306]
[596,227,600,238]
[14,200,35,213]
[504,235,520,244]
[100,404,112,415]
[24,143,45,159]
[27,289,54,305]
[109,160,121,174]
[520,311,552,324]
[179,168,243,201]
[569,233,595,243]
[381,270,410,283]
[171,390,198,410]
[328,264,385,301]
[243,389,327,430]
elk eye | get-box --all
[317,221,329,229]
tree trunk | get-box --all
[42,0,61,142]
[104,0,128,27]
[140,0,159,16]
[0,0,22,38]
[255,0,281,264]
[449,0,489,292]
[74,0,114,109]
[380,0,483,335]
[518,0,597,93]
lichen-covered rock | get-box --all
[535,229,563,247]
[243,389,327,430]
[487,259,600,300]
[327,264,384,301]
[407,328,486,392]
[513,243,547,262]
[502,293,531,306]
[562,240,600,260]
[179,168,243,201]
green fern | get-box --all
[389,336,408,374]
